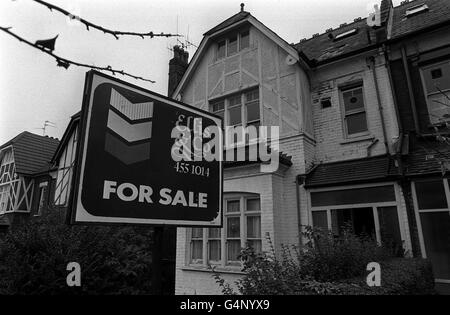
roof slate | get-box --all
[405,135,450,176]
[204,11,250,36]
[294,18,378,64]
[391,0,450,40]
[305,155,398,188]
[0,131,59,176]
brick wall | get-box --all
[310,54,397,164]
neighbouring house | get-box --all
[385,0,450,290]
[0,131,59,231]
[168,0,449,294]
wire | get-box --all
[32,0,182,40]
[0,26,156,83]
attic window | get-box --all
[405,4,429,17]
[333,28,357,41]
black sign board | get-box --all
[69,71,223,226]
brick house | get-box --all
[385,0,450,288]
[167,2,416,294]
[0,131,59,231]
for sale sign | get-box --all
[69,71,223,226]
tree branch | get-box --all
[32,0,181,39]
[0,26,155,83]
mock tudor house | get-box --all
[0,131,59,231]
[167,0,450,294]
[38,0,449,294]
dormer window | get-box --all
[333,28,358,41]
[216,30,250,60]
[405,4,429,17]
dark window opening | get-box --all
[321,97,332,109]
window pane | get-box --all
[208,227,221,238]
[240,31,249,50]
[246,198,260,211]
[192,228,203,239]
[312,211,328,230]
[420,212,450,279]
[191,240,203,262]
[311,186,396,207]
[246,102,260,122]
[246,216,261,238]
[211,101,224,112]
[245,90,259,102]
[227,35,238,56]
[229,105,242,125]
[378,206,403,256]
[343,87,364,112]
[415,180,448,210]
[229,95,241,106]
[247,240,261,253]
[227,240,241,262]
[346,112,368,135]
[227,217,240,238]
[218,41,226,59]
[209,240,221,262]
[331,208,375,238]
[226,200,240,213]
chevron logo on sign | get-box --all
[104,88,153,165]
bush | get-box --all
[0,210,154,294]
[213,227,436,295]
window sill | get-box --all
[181,265,245,275]
[340,134,374,145]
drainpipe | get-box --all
[401,46,420,133]
[384,44,403,134]
[366,138,379,157]
[370,55,389,153]
[384,44,405,175]
[295,175,303,246]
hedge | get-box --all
[296,258,436,295]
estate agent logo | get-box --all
[105,88,153,164]
[70,71,223,226]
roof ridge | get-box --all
[297,16,368,44]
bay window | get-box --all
[188,193,262,267]
[310,184,403,251]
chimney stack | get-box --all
[168,45,189,97]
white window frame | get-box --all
[210,88,261,148]
[308,182,405,246]
[187,193,261,269]
[405,4,429,17]
[216,30,251,61]
[411,178,450,283]
[339,83,370,139]
[0,147,18,214]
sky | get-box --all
[0,0,403,144]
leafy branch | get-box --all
[32,0,181,39]
[0,26,156,83]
